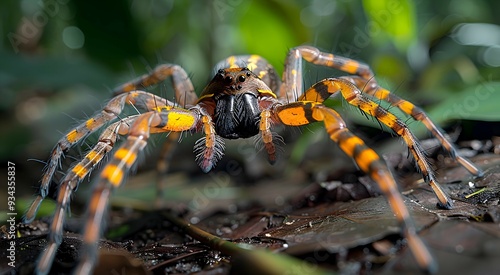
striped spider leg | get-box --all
[25,64,198,274]
[27,46,483,274]
[282,46,483,209]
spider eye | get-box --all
[218,69,224,74]
[238,75,246,82]
[224,76,232,84]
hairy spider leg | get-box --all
[73,108,199,274]
[24,90,173,224]
[116,64,206,200]
[113,64,198,106]
[285,45,483,177]
[35,117,137,275]
[280,46,373,103]
[112,64,200,203]
[346,75,484,178]
[273,100,437,273]
[281,45,483,208]
[258,108,278,163]
[192,106,226,172]
[300,78,453,209]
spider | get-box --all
[24,46,483,274]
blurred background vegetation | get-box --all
[1,0,500,215]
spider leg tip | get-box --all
[436,200,454,210]
[22,215,34,224]
[475,169,485,178]
[200,164,213,173]
[424,261,439,275]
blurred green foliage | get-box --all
[1,0,500,197]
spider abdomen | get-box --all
[214,93,261,139]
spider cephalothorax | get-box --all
[25,46,483,274]
[200,67,268,139]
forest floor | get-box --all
[2,137,500,274]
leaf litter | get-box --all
[2,139,500,274]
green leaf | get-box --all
[428,82,500,123]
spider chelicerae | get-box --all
[25,46,483,274]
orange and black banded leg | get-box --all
[300,78,454,209]
[258,109,277,163]
[23,91,173,223]
[274,101,436,273]
[34,117,136,275]
[193,107,225,172]
[257,108,286,164]
[24,93,131,223]
[280,45,374,103]
[281,45,482,178]
[346,76,484,177]
[113,64,201,203]
[73,107,199,274]
[73,113,155,275]
[113,64,198,108]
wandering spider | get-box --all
[25,46,483,274]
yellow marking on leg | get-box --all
[340,60,360,74]
[72,164,88,179]
[258,70,268,79]
[85,118,97,130]
[338,136,365,157]
[355,148,380,172]
[373,88,390,100]
[66,129,79,143]
[114,148,137,167]
[397,100,415,115]
[324,53,335,67]
[166,112,195,131]
[86,150,101,164]
[247,55,261,71]
[101,164,124,187]
[203,116,216,135]
[277,106,309,126]
[228,56,237,68]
